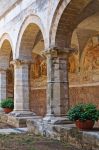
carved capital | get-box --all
[10,59,34,66]
[42,46,75,58]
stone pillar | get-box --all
[10,60,35,117]
[0,69,6,103]
[43,47,74,123]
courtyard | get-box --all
[0,0,99,150]
[0,121,79,150]
[0,120,98,150]
[0,133,79,150]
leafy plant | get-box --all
[67,103,99,121]
[0,98,14,109]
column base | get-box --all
[9,110,36,117]
[43,114,73,125]
[4,111,40,128]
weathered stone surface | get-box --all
[43,48,72,118]
[0,114,8,123]
[12,60,30,112]
[7,115,27,127]
[9,111,35,117]
[27,119,99,150]
[0,113,41,128]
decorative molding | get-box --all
[69,82,99,88]
[10,59,34,66]
[42,46,75,58]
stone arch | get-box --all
[0,33,13,69]
[50,0,99,48]
[15,15,47,116]
[49,0,70,47]
[16,15,47,59]
[0,33,14,99]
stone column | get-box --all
[10,60,34,117]
[43,47,74,123]
[0,69,6,111]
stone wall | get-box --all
[30,89,46,116]
[69,34,99,110]
[29,54,47,116]
[69,85,99,108]
[69,85,99,126]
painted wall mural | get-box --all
[30,53,47,89]
[69,35,99,111]
[69,35,99,85]
[6,65,14,98]
[30,53,47,116]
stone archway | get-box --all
[45,0,99,121]
[68,11,99,111]
[13,16,47,116]
[50,0,99,48]
[16,15,48,59]
[0,33,14,105]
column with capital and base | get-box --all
[10,59,35,117]
[0,69,6,111]
[43,47,74,124]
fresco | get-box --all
[69,35,99,84]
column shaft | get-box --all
[14,61,29,111]
[0,70,6,102]
[45,48,71,117]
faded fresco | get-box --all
[69,35,99,109]
[69,35,99,85]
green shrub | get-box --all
[0,98,14,109]
[67,103,99,121]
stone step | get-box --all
[0,128,28,134]
[0,113,42,128]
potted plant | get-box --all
[67,103,99,130]
[0,98,14,113]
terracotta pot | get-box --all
[3,108,13,113]
[75,120,95,130]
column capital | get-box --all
[10,59,34,66]
[42,46,75,58]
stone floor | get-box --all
[0,120,99,150]
[0,121,79,150]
